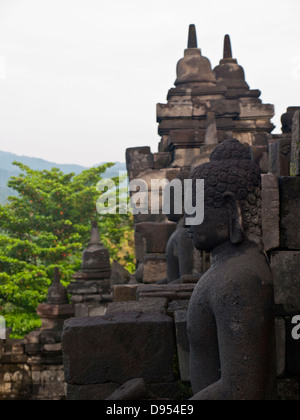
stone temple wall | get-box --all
[0,269,74,400]
[0,225,113,400]
[268,112,300,398]
[0,335,66,400]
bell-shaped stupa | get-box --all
[175,24,216,86]
[68,221,112,318]
[213,35,249,90]
[80,220,111,279]
[47,267,68,305]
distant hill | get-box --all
[0,151,126,204]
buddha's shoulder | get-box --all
[210,250,273,287]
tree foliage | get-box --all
[0,162,135,337]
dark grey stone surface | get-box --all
[126,147,154,179]
[174,310,190,382]
[271,251,300,313]
[62,312,176,386]
[291,110,300,176]
[153,152,172,169]
[110,260,132,286]
[147,382,186,400]
[136,222,176,254]
[277,378,300,401]
[67,383,119,401]
[261,173,280,251]
[269,138,292,177]
[106,298,168,315]
[279,177,300,250]
[105,378,147,401]
[281,107,300,134]
[275,318,286,377]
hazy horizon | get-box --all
[0,0,299,166]
[0,149,125,167]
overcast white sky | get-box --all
[0,0,299,166]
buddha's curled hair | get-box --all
[191,139,262,242]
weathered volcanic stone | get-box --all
[269,137,292,177]
[62,312,176,385]
[271,251,300,313]
[135,168,181,190]
[275,318,286,377]
[153,152,172,169]
[290,110,300,176]
[67,280,102,295]
[113,285,138,302]
[106,298,168,316]
[137,284,195,301]
[36,303,74,319]
[110,261,133,286]
[174,310,190,382]
[126,147,154,179]
[277,379,300,401]
[261,174,280,251]
[143,254,167,284]
[67,383,119,401]
[136,222,177,254]
[105,378,147,401]
[279,177,300,250]
[147,382,185,400]
[281,107,300,134]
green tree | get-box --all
[0,162,135,338]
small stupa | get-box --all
[68,221,112,317]
[175,24,217,86]
[37,268,74,332]
[79,220,111,280]
[213,34,249,91]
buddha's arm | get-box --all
[191,276,275,400]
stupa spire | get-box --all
[89,220,102,247]
[223,34,233,59]
[188,24,198,49]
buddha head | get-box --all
[188,138,262,252]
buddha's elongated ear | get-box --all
[223,192,244,244]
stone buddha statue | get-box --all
[187,138,276,400]
[165,169,196,283]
